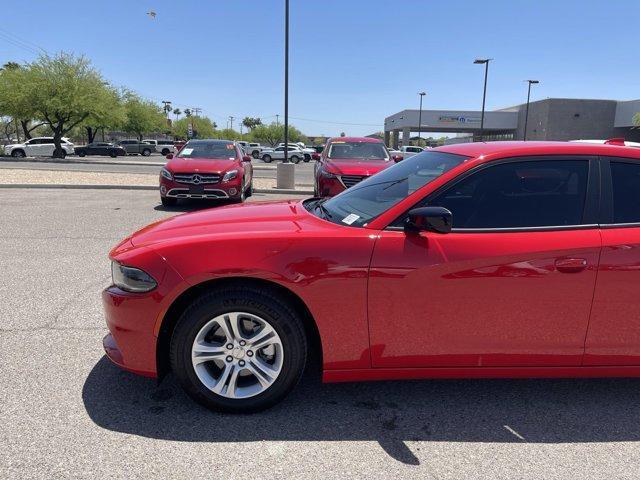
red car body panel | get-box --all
[102,141,640,384]
[315,137,394,196]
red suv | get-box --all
[159,139,253,206]
[314,137,400,196]
[104,140,640,413]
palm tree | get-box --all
[173,108,182,120]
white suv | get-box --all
[4,137,75,158]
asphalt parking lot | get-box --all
[2,188,640,479]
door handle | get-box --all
[555,258,588,273]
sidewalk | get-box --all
[0,168,313,194]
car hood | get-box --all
[166,157,237,173]
[129,200,322,248]
[5,143,24,148]
[324,158,393,176]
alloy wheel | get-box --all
[191,312,284,399]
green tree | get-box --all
[122,93,166,140]
[81,86,125,143]
[0,62,47,141]
[242,116,262,131]
[634,112,640,126]
[250,122,305,146]
[173,108,182,120]
[0,53,123,156]
[214,128,241,140]
[172,115,216,139]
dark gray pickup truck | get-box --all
[117,140,156,156]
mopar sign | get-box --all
[438,115,481,124]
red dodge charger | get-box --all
[104,140,640,412]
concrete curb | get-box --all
[0,156,278,170]
[0,183,314,195]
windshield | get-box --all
[327,142,388,160]
[315,150,469,227]
[177,141,237,159]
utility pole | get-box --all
[523,80,539,141]
[417,92,426,140]
[473,58,492,141]
[229,116,235,131]
[192,107,202,117]
[276,114,280,126]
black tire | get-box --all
[291,155,300,164]
[109,150,117,158]
[161,196,177,207]
[170,285,307,413]
[251,150,259,159]
[78,151,86,157]
[262,154,272,163]
[233,178,247,203]
[161,148,170,156]
[142,149,151,156]
[53,148,66,159]
[303,157,310,163]
[11,149,25,158]
[246,181,253,197]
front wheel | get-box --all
[11,149,25,158]
[78,151,86,157]
[251,151,259,159]
[290,155,300,164]
[141,149,151,156]
[170,286,307,412]
[262,154,272,163]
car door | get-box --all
[40,138,55,156]
[23,139,38,156]
[368,156,601,368]
[274,146,285,160]
[585,156,640,365]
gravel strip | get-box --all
[0,168,279,189]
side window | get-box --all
[26,139,38,144]
[426,160,589,229]
[275,147,284,151]
[41,139,54,144]
[610,161,640,224]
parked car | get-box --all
[277,142,315,161]
[118,140,156,156]
[3,137,74,158]
[571,138,640,148]
[103,140,640,412]
[314,137,400,197]
[159,139,253,206]
[399,145,425,157]
[237,141,264,159]
[143,139,176,156]
[260,145,306,164]
[74,142,126,158]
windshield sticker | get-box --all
[226,144,235,150]
[342,213,360,225]
[181,148,193,155]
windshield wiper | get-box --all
[316,200,334,220]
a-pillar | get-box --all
[402,127,411,147]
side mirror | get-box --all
[405,207,452,234]
[165,153,173,160]
[242,155,252,162]
[312,153,321,161]
[392,155,404,162]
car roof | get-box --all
[327,137,383,143]
[188,139,235,144]
[436,141,640,160]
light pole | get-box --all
[473,58,492,141]
[523,80,539,141]
[283,0,289,163]
[417,92,426,141]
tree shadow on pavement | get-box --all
[82,357,640,465]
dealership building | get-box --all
[384,98,640,147]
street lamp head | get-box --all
[474,58,491,64]
[418,91,426,96]
[526,80,540,84]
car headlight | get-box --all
[160,168,173,180]
[111,261,157,293]
[222,169,238,182]
[319,166,337,179]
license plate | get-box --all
[189,184,205,194]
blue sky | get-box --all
[2,0,639,136]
